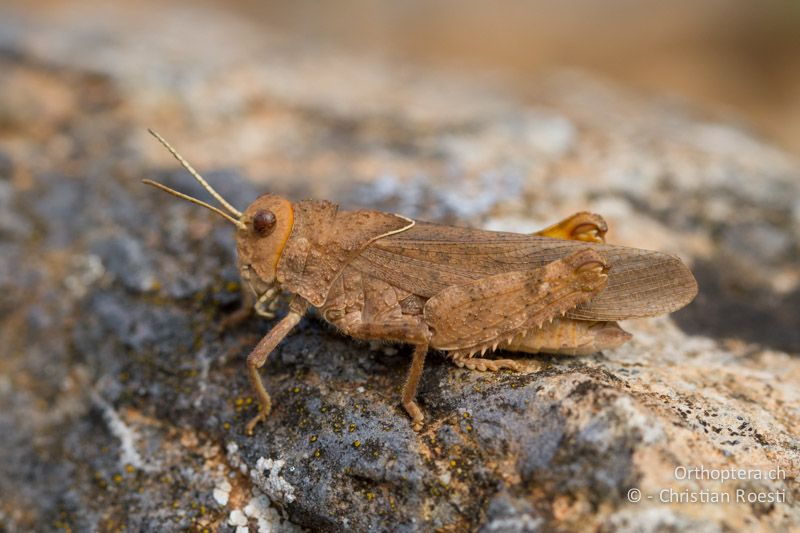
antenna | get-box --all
[142,179,246,229]
[148,129,243,218]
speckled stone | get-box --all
[0,2,798,532]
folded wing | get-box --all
[349,222,697,321]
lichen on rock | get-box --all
[0,2,798,532]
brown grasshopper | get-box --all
[143,130,697,434]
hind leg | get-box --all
[535,212,607,243]
[533,217,633,354]
[506,319,631,356]
[450,355,520,372]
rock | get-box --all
[0,2,798,532]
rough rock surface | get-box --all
[1,2,799,532]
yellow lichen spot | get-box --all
[314,449,321,458]
[125,465,135,474]
[112,474,123,484]
[462,412,471,419]
[321,407,328,413]
[310,435,318,443]
[172,501,180,509]
[235,398,244,407]
[466,425,473,432]
[366,492,375,501]
[191,502,198,509]
[223,422,231,430]
[348,423,356,433]
[449,460,457,468]
[200,505,207,516]
[353,440,362,448]
[292,387,300,393]
[245,397,253,406]
[226,281,240,292]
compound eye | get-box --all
[253,209,277,236]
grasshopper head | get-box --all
[236,194,294,291]
[142,130,294,305]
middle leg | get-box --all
[345,320,433,431]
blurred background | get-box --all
[4,0,800,153]
[230,0,800,153]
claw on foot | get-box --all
[403,401,425,432]
[245,403,271,435]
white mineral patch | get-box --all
[227,441,249,475]
[91,390,157,472]
[244,493,279,533]
[213,479,232,506]
[228,509,248,527]
[250,457,296,504]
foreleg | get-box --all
[220,286,255,330]
[222,285,282,331]
[245,296,308,434]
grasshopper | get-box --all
[143,130,697,434]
